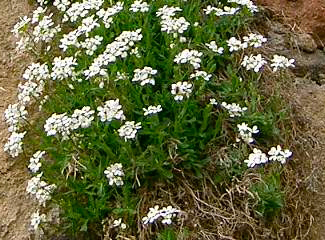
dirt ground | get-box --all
[0,0,37,239]
[256,0,325,48]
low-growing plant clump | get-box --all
[5,0,304,239]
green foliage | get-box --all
[251,171,284,220]
[19,0,293,239]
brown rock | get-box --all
[293,33,318,53]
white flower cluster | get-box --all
[268,145,293,164]
[53,0,71,12]
[12,16,30,37]
[171,81,193,101]
[44,106,95,138]
[174,49,203,69]
[132,67,157,86]
[270,55,295,72]
[156,5,190,38]
[118,121,142,141]
[142,205,180,225]
[245,145,292,167]
[15,36,31,52]
[84,29,143,78]
[4,103,28,132]
[23,63,50,82]
[71,106,95,128]
[112,218,127,229]
[97,99,125,122]
[36,0,48,6]
[228,0,258,13]
[32,6,47,24]
[18,80,45,105]
[221,102,247,117]
[243,33,267,48]
[44,113,75,138]
[28,151,46,173]
[30,210,46,231]
[227,34,267,53]
[63,0,104,22]
[143,105,162,116]
[104,163,124,186]
[4,131,27,157]
[96,2,124,28]
[236,122,259,144]
[205,41,224,54]
[50,56,77,80]
[227,37,247,52]
[32,14,61,43]
[190,70,212,81]
[26,172,56,206]
[130,0,149,13]
[241,54,267,72]
[80,35,103,55]
[244,148,268,168]
[204,5,240,16]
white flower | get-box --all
[203,5,217,15]
[23,63,50,82]
[244,148,268,168]
[205,41,224,54]
[142,205,180,225]
[44,113,73,138]
[53,0,71,12]
[190,70,212,81]
[84,29,143,78]
[28,151,46,173]
[171,81,193,101]
[78,15,100,37]
[156,6,190,38]
[71,106,95,129]
[228,0,258,13]
[243,33,267,48]
[97,99,125,123]
[15,36,31,52]
[104,163,124,186]
[174,49,203,69]
[51,56,77,81]
[130,0,149,13]
[4,131,26,157]
[32,6,47,24]
[215,6,240,16]
[96,2,124,28]
[18,80,44,105]
[26,172,56,206]
[270,55,295,72]
[12,16,30,37]
[132,67,157,86]
[63,0,104,22]
[118,121,142,141]
[227,37,247,52]
[80,35,103,55]
[30,210,46,231]
[209,98,218,105]
[156,5,182,19]
[241,54,267,72]
[32,14,61,43]
[236,122,259,144]
[4,103,28,132]
[221,102,247,117]
[268,145,292,164]
[143,105,162,116]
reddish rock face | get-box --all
[256,0,325,48]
